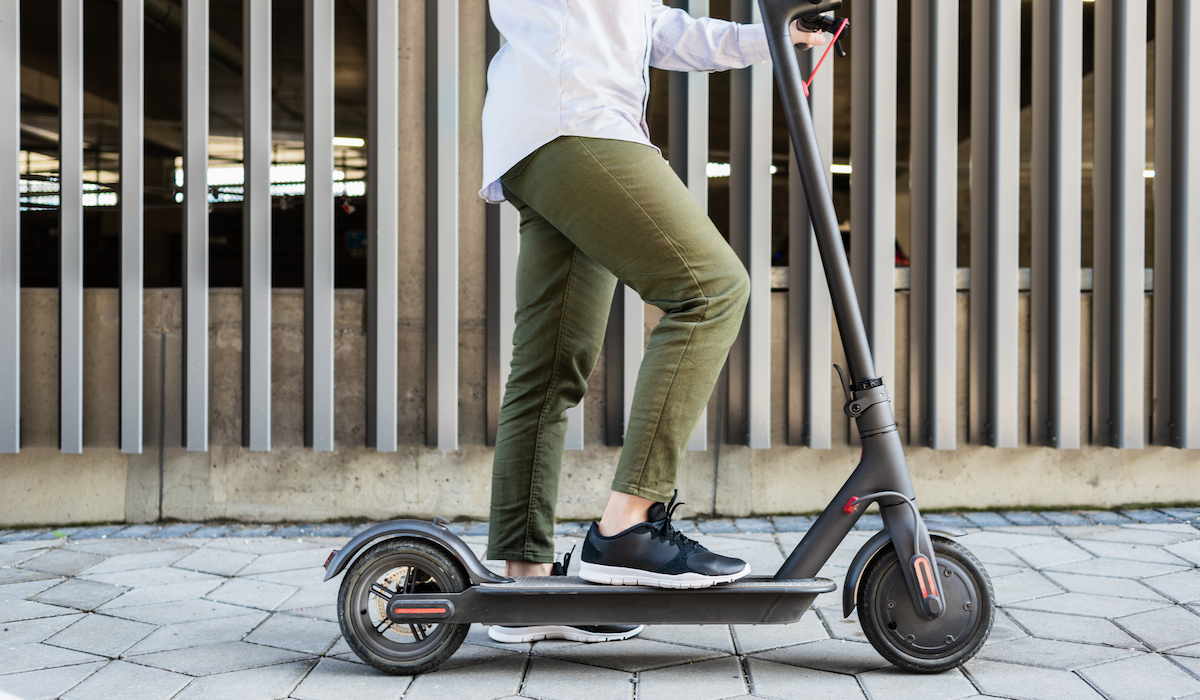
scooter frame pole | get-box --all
[760,0,944,619]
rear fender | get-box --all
[841,519,966,618]
[322,518,512,585]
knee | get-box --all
[710,265,750,319]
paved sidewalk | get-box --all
[3,508,1200,700]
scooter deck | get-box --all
[389,575,837,626]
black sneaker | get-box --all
[487,549,646,644]
[578,492,750,589]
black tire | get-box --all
[857,536,994,673]
[337,537,470,675]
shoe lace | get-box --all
[647,491,704,555]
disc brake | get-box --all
[373,567,434,638]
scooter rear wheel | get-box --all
[337,537,469,675]
[857,536,994,673]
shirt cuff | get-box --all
[737,22,773,65]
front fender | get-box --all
[841,519,966,618]
[322,518,512,585]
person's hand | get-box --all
[790,19,827,48]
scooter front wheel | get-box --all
[337,537,469,675]
[857,536,994,673]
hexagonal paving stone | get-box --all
[171,547,258,576]
[731,613,828,654]
[750,638,889,675]
[1075,540,1194,566]
[170,658,316,700]
[32,577,127,611]
[244,612,340,655]
[19,549,105,576]
[638,655,745,700]
[962,658,1104,700]
[1115,605,1200,651]
[1012,540,1095,569]
[747,657,866,699]
[856,666,976,699]
[975,636,1140,671]
[521,656,633,700]
[0,660,105,700]
[638,624,735,653]
[1040,571,1166,601]
[46,613,156,658]
[1078,652,1200,700]
[130,640,312,676]
[290,657,409,700]
[990,570,1064,605]
[124,612,268,655]
[1003,608,1145,650]
[1,642,106,675]
[403,655,526,700]
[1006,592,1169,619]
[204,578,298,610]
[534,636,726,673]
[60,661,192,700]
[1143,570,1200,604]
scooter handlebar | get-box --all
[758,0,843,40]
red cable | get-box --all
[801,18,849,98]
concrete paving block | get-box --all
[1041,572,1166,601]
[750,638,889,675]
[270,525,315,538]
[963,658,1104,700]
[172,547,258,576]
[856,666,976,700]
[20,548,105,576]
[535,636,725,673]
[1039,512,1093,527]
[985,609,1029,645]
[325,636,352,657]
[1165,539,1200,566]
[276,585,335,612]
[1121,509,1175,524]
[1046,556,1190,580]
[147,523,203,539]
[124,612,268,655]
[98,580,222,610]
[281,604,338,623]
[187,525,237,539]
[245,612,340,655]
[170,659,317,700]
[0,547,43,568]
[852,514,884,532]
[770,516,812,532]
[1145,570,1200,604]
[927,513,976,530]
[46,613,156,658]
[307,524,354,538]
[975,636,1140,670]
[60,660,192,700]
[83,565,223,589]
[991,570,1064,605]
[206,578,299,610]
[1013,540,1095,569]
[236,550,328,576]
[1077,510,1134,525]
[965,544,1029,568]
[0,577,66,602]
[697,518,737,534]
[33,527,85,541]
[1116,606,1200,651]
[1001,511,1054,527]
[103,598,262,626]
[1079,653,1200,700]
[1091,528,1200,548]
[77,548,193,576]
[955,530,1061,550]
[0,530,46,542]
[638,656,745,700]
[228,525,278,538]
[1007,592,1169,619]
[746,657,866,699]
[0,613,85,647]
[637,624,734,652]
[32,577,127,611]
[962,512,1012,528]
[462,624,531,653]
[437,640,528,671]
[463,521,490,537]
[404,655,526,700]
[0,567,58,586]
[731,614,828,654]
[1,642,106,675]
[1003,608,1145,650]
[552,522,587,537]
[0,660,105,700]
[107,524,162,539]
[64,538,190,556]
[816,606,868,643]
[71,525,130,539]
[521,656,633,700]
[735,518,775,534]
[291,657,408,700]
[0,598,79,624]
[132,640,313,676]
[1076,539,1194,565]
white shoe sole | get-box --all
[487,624,645,643]
[577,561,751,589]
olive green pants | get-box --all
[486,136,750,563]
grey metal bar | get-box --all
[120,0,144,454]
[425,0,458,450]
[305,0,335,451]
[1031,0,1082,449]
[182,0,208,452]
[669,0,711,452]
[909,0,959,449]
[729,0,771,449]
[1154,0,1199,448]
[1093,0,1146,448]
[367,0,399,451]
[0,1,17,453]
[849,0,896,403]
[59,0,84,454]
[787,40,832,449]
[243,0,271,451]
[968,0,1019,448]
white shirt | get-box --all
[480,0,773,203]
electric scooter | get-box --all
[324,0,994,676]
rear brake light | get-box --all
[324,550,337,568]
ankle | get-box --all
[597,491,655,537]
[505,561,553,577]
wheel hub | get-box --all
[874,556,981,657]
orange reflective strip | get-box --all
[392,607,447,614]
[913,556,937,599]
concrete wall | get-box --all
[2,286,1196,527]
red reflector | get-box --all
[324,550,337,568]
[843,496,860,515]
[392,608,447,615]
[913,555,937,599]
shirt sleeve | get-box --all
[648,1,773,72]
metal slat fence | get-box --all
[2,1,1196,459]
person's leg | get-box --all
[501,136,750,588]
[485,183,618,568]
